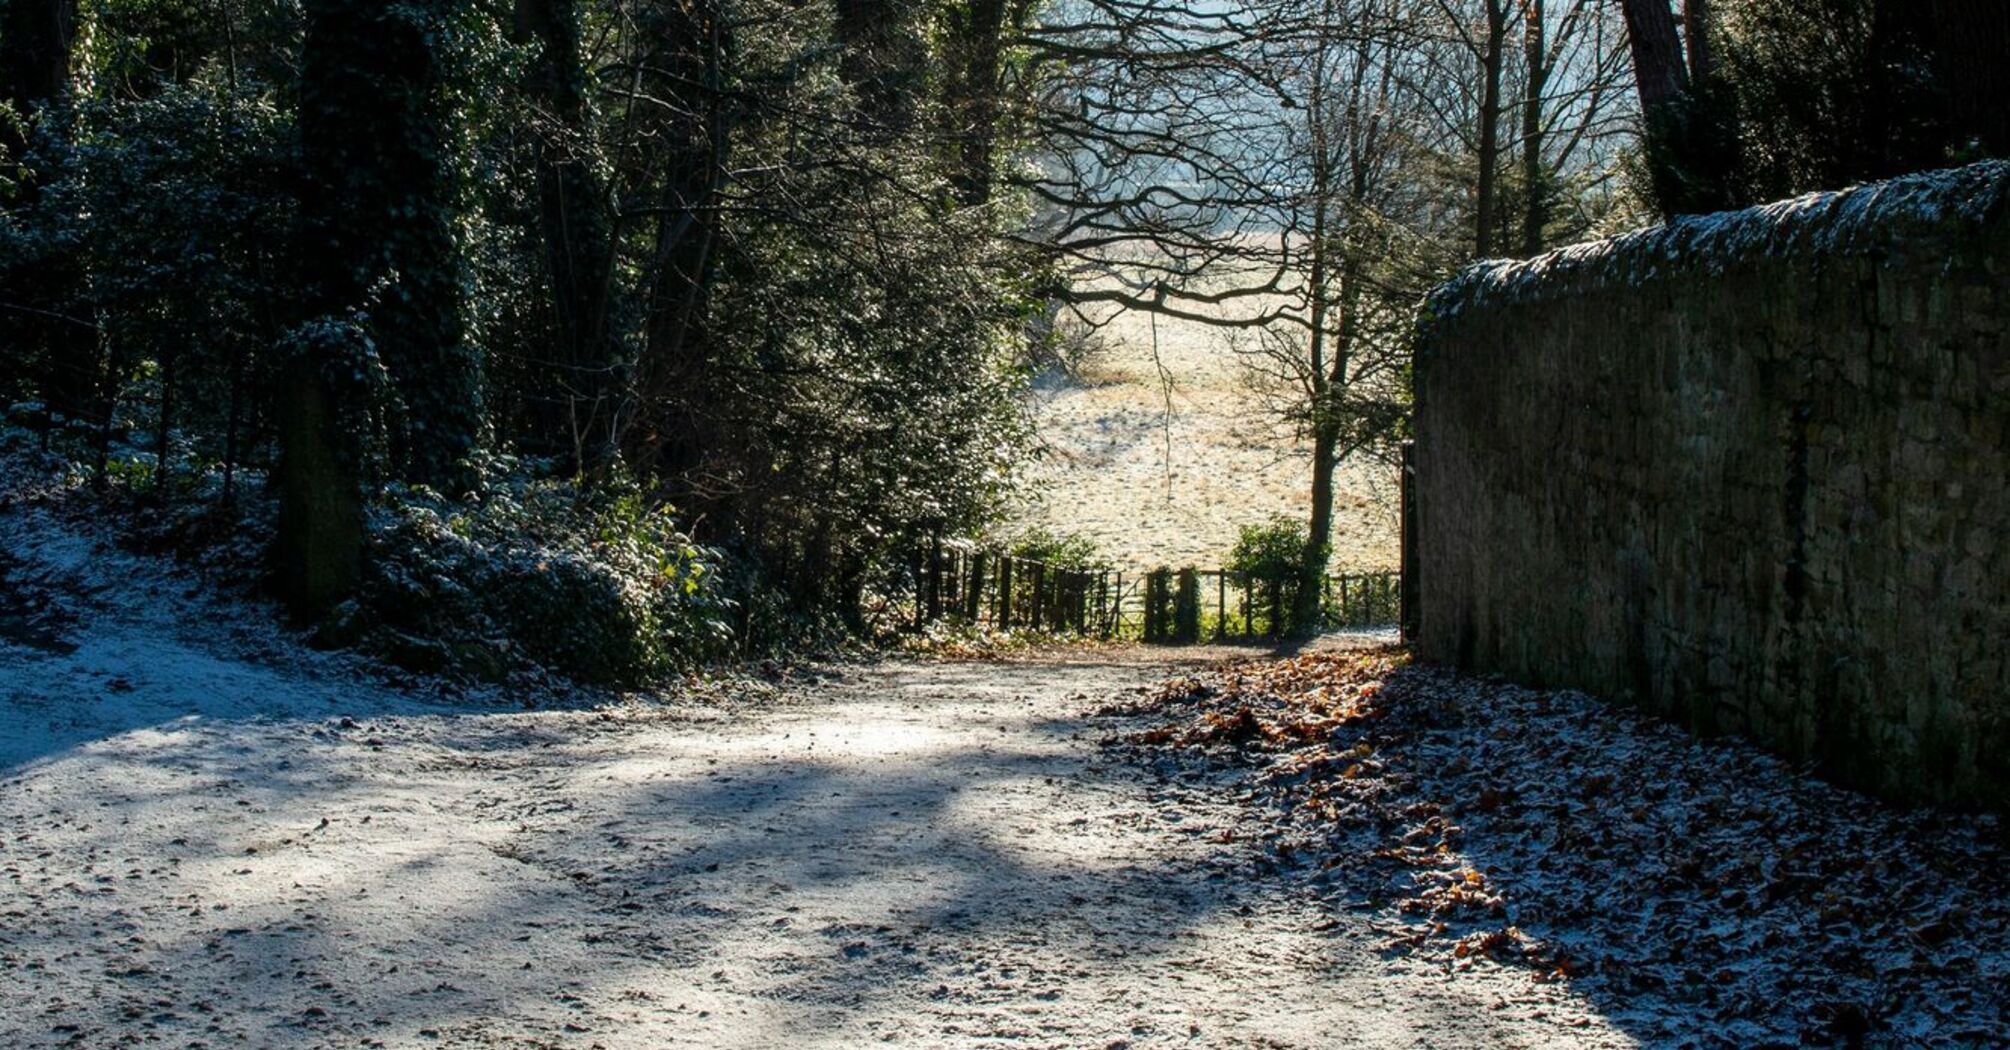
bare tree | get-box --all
[1515,0,1634,251]
[1014,0,1312,326]
[1429,0,1513,257]
[1015,0,1635,630]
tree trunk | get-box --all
[1921,0,2010,158]
[949,0,1007,206]
[278,0,466,615]
[1298,422,1338,633]
[1682,0,1715,84]
[152,346,176,497]
[1292,33,1338,635]
[1621,0,1687,218]
[291,0,477,493]
[627,0,727,490]
[222,347,243,502]
[1622,0,1743,216]
[372,4,478,491]
[1520,0,1548,256]
[275,0,369,616]
[1619,0,1686,116]
[512,0,618,474]
[1471,1,1503,257]
[0,0,75,168]
[273,354,363,617]
[1473,0,1509,258]
[1,0,91,426]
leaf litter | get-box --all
[1100,648,2008,1049]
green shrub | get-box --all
[1006,526,1102,570]
[1228,516,1308,584]
[359,462,734,684]
[1227,516,1311,637]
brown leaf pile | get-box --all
[1103,647,2008,1049]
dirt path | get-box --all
[0,507,1639,1048]
[2,623,1638,1049]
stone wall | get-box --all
[1413,162,2010,809]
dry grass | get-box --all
[1015,303,1399,572]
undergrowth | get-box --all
[1,424,740,687]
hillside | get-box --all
[1017,303,1400,572]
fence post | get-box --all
[1141,569,1164,643]
[965,552,985,622]
[945,549,958,620]
[926,534,945,623]
[1030,563,1045,631]
[999,557,1014,626]
[1401,440,1419,642]
[1174,568,1201,644]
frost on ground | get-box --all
[1102,651,2009,1049]
[0,507,1639,1049]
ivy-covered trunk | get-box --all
[299,0,477,492]
[272,348,363,617]
[945,0,1007,206]
[364,1,479,492]
[276,0,477,614]
[274,0,371,615]
[0,0,92,430]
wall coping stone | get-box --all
[1421,160,2010,336]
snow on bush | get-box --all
[353,467,736,684]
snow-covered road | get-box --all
[0,511,1636,1049]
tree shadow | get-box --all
[0,691,1275,1048]
[3,657,1661,1050]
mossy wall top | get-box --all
[1413,161,2010,809]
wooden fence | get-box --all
[906,539,1400,643]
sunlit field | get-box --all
[1018,300,1400,573]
